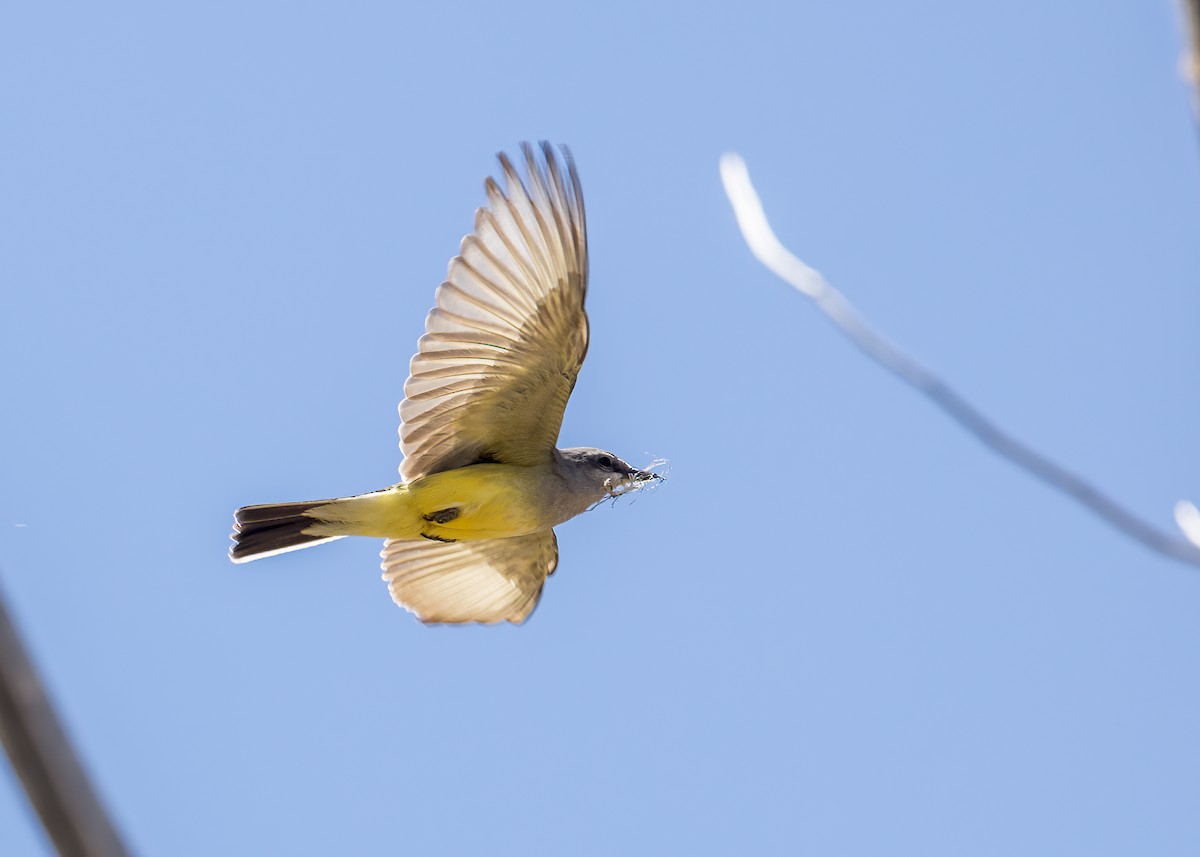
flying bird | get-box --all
[230,142,660,624]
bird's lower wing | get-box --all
[380,531,559,625]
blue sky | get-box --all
[2,2,1198,854]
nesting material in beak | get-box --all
[605,458,669,497]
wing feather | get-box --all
[380,531,558,625]
[398,142,589,481]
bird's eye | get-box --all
[596,455,613,469]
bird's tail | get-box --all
[229,499,347,563]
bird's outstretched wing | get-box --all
[381,531,559,624]
[398,142,589,481]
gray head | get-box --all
[556,447,661,503]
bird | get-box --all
[229,142,660,625]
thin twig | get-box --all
[1182,0,1200,123]
[0,579,132,857]
[719,154,1200,568]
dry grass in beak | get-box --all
[604,458,669,498]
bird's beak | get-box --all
[605,467,662,497]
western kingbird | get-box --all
[230,142,660,624]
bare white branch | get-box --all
[720,153,1200,569]
[1176,500,1200,548]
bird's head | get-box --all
[558,447,662,502]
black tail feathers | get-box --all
[229,500,343,563]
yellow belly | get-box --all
[304,463,557,542]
